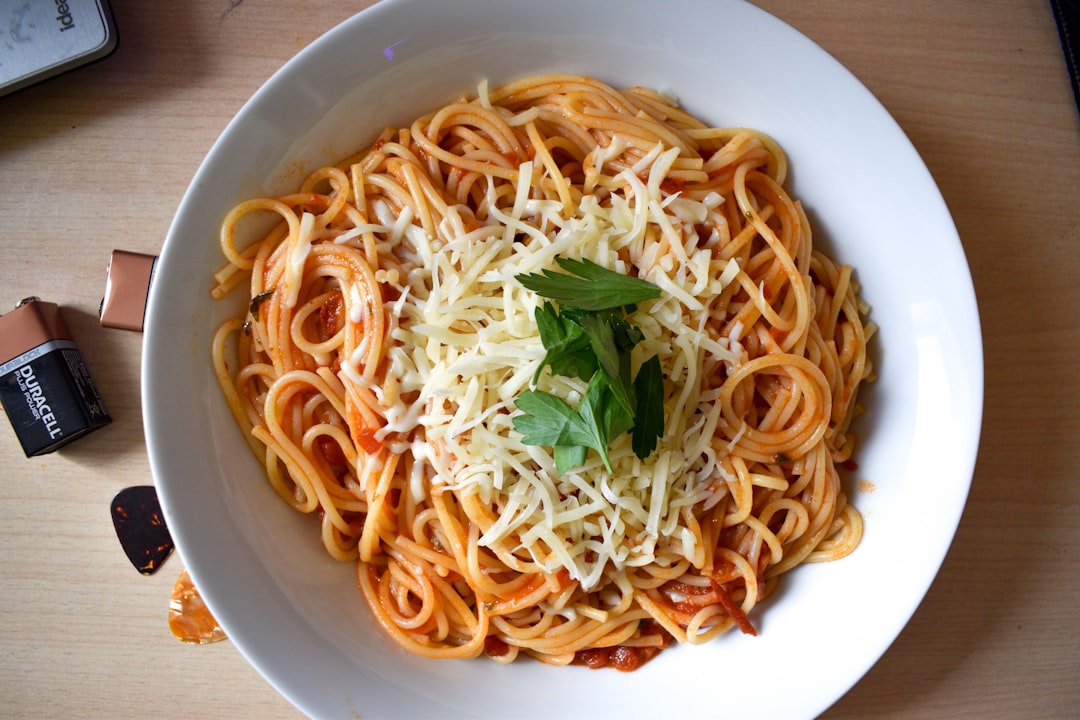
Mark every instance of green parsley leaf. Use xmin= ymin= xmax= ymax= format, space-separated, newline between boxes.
xmin=512 ymin=256 xmax=667 ymax=474
xmin=609 ymin=312 xmax=644 ymax=350
xmin=593 ymin=373 xmax=635 ymax=444
xmin=512 ymin=385 xmax=619 ymax=473
xmin=532 ymin=303 xmax=598 ymax=383
xmin=575 ymin=374 xmax=622 ymax=473
xmin=511 ymin=390 xmax=593 ymax=448
xmin=631 ymin=354 xmax=665 ymax=459
xmin=553 ymin=444 xmax=588 ymax=475
xmin=515 ymin=257 xmax=661 ymax=311
xmin=580 ymin=311 xmax=636 ymax=415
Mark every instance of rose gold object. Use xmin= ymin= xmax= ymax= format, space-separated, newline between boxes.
xmin=99 ymin=250 xmax=157 ymax=332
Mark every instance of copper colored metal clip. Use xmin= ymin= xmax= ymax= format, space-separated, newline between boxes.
xmin=100 ymin=250 xmax=157 ymax=332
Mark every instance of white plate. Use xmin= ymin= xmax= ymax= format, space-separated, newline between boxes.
xmin=143 ymin=0 xmax=983 ymax=718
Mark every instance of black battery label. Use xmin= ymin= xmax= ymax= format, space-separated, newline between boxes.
xmin=0 ymin=338 xmax=111 ymax=456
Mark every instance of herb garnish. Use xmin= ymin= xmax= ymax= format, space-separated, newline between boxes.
xmin=515 ymin=257 xmax=661 ymax=311
xmin=512 ymin=258 xmax=665 ymax=474
xmin=242 ymin=290 xmax=276 ymax=335
xmin=249 ymin=290 xmax=275 ymax=316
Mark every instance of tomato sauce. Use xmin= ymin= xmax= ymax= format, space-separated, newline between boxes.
xmin=319 ymin=290 xmax=345 ymax=339
xmin=316 ymin=436 xmax=347 ymax=466
xmin=484 ymin=636 xmax=511 ymax=658
xmin=354 ymin=428 xmax=383 ymax=454
xmin=571 ymin=621 xmax=673 ymax=671
xmin=660 ymin=177 xmax=686 ymax=194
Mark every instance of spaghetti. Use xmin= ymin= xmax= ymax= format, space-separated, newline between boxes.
xmin=211 ymin=74 xmax=874 ymax=670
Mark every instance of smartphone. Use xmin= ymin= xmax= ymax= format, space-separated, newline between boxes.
xmin=1 ymin=0 xmax=118 ymax=97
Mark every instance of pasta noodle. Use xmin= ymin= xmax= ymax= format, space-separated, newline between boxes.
xmin=210 ymin=74 xmax=875 ymax=670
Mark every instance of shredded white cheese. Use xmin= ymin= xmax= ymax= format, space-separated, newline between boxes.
xmin=356 ymin=136 xmax=745 ymax=590
xmin=282 ymin=212 xmax=316 ymax=309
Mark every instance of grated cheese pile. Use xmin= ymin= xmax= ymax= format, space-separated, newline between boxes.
xmin=352 ymin=145 xmax=745 ymax=591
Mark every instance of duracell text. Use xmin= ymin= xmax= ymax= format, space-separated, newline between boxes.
xmin=0 ymin=298 xmax=111 ymax=456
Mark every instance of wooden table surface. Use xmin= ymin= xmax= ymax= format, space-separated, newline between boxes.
xmin=2 ymin=1 xmax=1078 ymax=718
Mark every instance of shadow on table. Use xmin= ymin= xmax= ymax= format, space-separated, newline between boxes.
xmin=0 ymin=1 xmax=213 ymax=148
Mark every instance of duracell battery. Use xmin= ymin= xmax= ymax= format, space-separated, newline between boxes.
xmin=0 ymin=298 xmax=112 ymax=456
xmin=100 ymin=250 xmax=157 ymax=332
